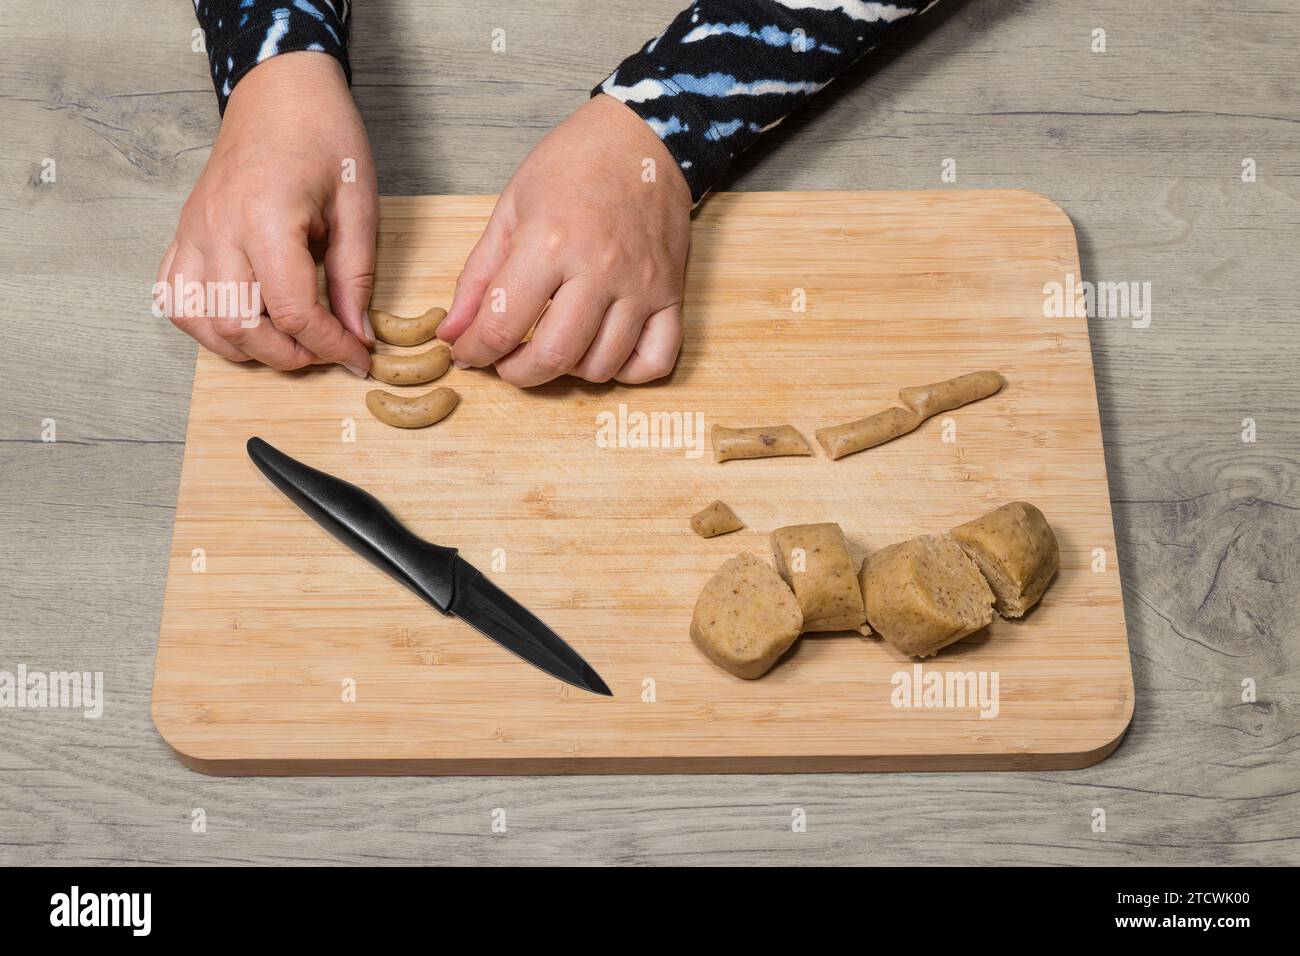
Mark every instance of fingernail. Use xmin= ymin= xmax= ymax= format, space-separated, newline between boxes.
xmin=362 ymin=311 xmax=375 ymax=344
xmin=344 ymin=363 xmax=368 ymax=379
xmin=453 ymin=360 xmax=469 ymax=370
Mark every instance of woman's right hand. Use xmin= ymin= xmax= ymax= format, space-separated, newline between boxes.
xmin=155 ymin=51 xmax=375 ymax=376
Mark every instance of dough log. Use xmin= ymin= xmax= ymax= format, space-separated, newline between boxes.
xmin=691 ymin=500 xmax=744 ymax=538
xmin=771 ymin=523 xmax=868 ymax=633
xmin=815 ymin=406 xmax=923 ymax=461
xmin=860 ymin=534 xmax=994 ymax=657
xmin=898 ymin=370 xmax=1006 ymax=420
xmin=712 ymin=424 xmax=812 ymax=462
xmin=690 ymin=554 xmax=804 ymax=679
xmin=365 ymin=387 xmax=460 ymax=429
xmin=369 ymin=306 xmax=447 ymax=347
xmin=949 ymin=501 xmax=1059 ymax=618
xmin=370 ymin=342 xmax=452 ymax=386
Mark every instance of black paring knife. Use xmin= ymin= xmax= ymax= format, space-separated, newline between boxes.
xmin=245 ymin=437 xmax=612 ymax=697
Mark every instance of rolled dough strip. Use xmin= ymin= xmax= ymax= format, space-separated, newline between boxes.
xmin=690 ymin=500 xmax=744 ymax=538
xmin=712 ymin=424 xmax=812 ymax=462
xmin=898 ymin=370 xmax=1006 ymax=420
xmin=690 ymin=554 xmax=804 ymax=679
xmin=860 ymin=534 xmax=994 ymax=658
xmin=770 ymin=522 xmax=868 ymax=634
xmin=949 ymin=501 xmax=1058 ymax=618
xmin=815 ymin=406 xmax=923 ymax=461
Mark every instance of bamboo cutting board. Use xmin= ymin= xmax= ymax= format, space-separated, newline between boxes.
xmin=153 ymin=191 xmax=1133 ymax=774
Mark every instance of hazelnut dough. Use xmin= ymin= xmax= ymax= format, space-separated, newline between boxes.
xmin=815 ymin=406 xmax=923 ymax=461
xmin=860 ymin=534 xmax=994 ymax=657
xmin=950 ymin=501 xmax=1059 ymax=618
xmin=712 ymin=424 xmax=812 ymax=462
xmin=365 ymin=386 xmax=460 ymax=429
xmin=691 ymin=500 xmax=744 ymax=538
xmin=368 ymin=306 xmax=447 ymax=347
xmin=816 ymin=370 xmax=1007 ymax=461
xmin=771 ymin=523 xmax=868 ymax=633
xmin=898 ymin=370 xmax=1007 ymax=420
xmin=690 ymin=554 xmax=804 ymax=679
xmin=370 ymin=342 xmax=452 ymax=386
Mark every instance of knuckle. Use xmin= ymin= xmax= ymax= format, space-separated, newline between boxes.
xmin=211 ymin=317 xmax=249 ymax=345
xmin=582 ymin=364 xmax=617 ymax=385
xmin=533 ymin=339 xmax=581 ymax=375
xmin=268 ymin=303 xmax=309 ymax=336
xmin=536 ymin=224 xmax=569 ymax=258
xmin=639 ymin=354 xmax=676 ymax=383
xmin=476 ymin=319 xmax=519 ymax=356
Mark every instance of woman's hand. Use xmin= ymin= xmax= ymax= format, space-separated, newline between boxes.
xmin=438 ymin=94 xmax=691 ymax=386
xmin=156 ymin=52 xmax=375 ymax=375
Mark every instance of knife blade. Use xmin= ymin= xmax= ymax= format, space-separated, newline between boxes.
xmin=245 ymin=437 xmax=612 ymax=697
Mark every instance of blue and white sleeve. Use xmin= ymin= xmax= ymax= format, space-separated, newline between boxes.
xmin=595 ymin=1 xmax=941 ymax=203
xmin=193 ymin=0 xmax=352 ymax=114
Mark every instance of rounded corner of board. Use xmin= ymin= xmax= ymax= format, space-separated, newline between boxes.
xmin=1061 ymin=694 xmax=1136 ymax=770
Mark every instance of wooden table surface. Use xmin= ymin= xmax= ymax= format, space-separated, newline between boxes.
xmin=1 ymin=1 xmax=1296 ymax=865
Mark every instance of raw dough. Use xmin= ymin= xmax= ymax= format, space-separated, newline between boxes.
xmin=860 ymin=534 xmax=994 ymax=657
xmin=690 ymin=554 xmax=804 ymax=679
xmin=949 ymin=501 xmax=1058 ymax=618
xmin=771 ymin=523 xmax=868 ymax=633
xmin=815 ymin=406 xmax=923 ymax=460
xmin=712 ymin=424 xmax=812 ymax=462
xmin=898 ymin=370 xmax=1006 ymax=419
xmin=691 ymin=500 xmax=744 ymax=538
xmin=365 ymin=387 xmax=459 ymax=428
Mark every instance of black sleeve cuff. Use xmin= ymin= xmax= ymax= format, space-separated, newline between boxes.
xmin=194 ymin=0 xmax=352 ymax=115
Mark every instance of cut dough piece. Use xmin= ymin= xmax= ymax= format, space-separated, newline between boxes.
xmin=712 ymin=425 xmax=812 ymax=462
xmin=770 ymin=523 xmax=868 ymax=634
xmin=898 ymin=370 xmax=1006 ymax=419
xmin=860 ymin=535 xmax=994 ymax=657
xmin=815 ymin=406 xmax=923 ymax=460
xmin=690 ymin=554 xmax=804 ymax=679
xmin=949 ymin=501 xmax=1059 ymax=618
xmin=691 ymin=500 xmax=744 ymax=538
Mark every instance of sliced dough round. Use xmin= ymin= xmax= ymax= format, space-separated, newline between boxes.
xmin=770 ymin=522 xmax=868 ymax=634
xmin=949 ymin=501 xmax=1058 ymax=618
xmin=860 ymin=534 xmax=994 ymax=658
xmin=691 ymin=554 xmax=804 ymax=679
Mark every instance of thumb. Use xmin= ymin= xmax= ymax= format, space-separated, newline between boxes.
xmin=439 ymin=213 xmax=511 ymax=343
xmin=324 ymin=192 xmax=378 ymax=346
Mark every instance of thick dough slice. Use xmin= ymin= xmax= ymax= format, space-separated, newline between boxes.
xmin=690 ymin=554 xmax=804 ymax=679
xmin=690 ymin=500 xmax=744 ymax=538
xmin=898 ymin=370 xmax=1006 ymax=419
xmin=815 ymin=406 xmax=923 ymax=460
xmin=949 ymin=501 xmax=1059 ymax=618
xmin=770 ymin=523 xmax=868 ymax=634
xmin=860 ymin=535 xmax=994 ymax=657
xmin=712 ymin=425 xmax=812 ymax=462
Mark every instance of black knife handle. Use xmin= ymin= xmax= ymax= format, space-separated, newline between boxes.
xmin=246 ymin=437 xmax=459 ymax=613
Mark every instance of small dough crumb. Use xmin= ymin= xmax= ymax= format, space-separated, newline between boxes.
xmin=691 ymin=500 xmax=744 ymax=538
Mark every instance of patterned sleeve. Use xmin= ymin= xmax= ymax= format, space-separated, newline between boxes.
xmin=595 ymin=1 xmax=941 ymax=202
xmin=193 ymin=0 xmax=352 ymax=115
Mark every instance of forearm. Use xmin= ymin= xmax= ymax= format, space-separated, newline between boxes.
xmin=595 ymin=0 xmax=941 ymax=202
xmin=193 ymin=0 xmax=352 ymax=113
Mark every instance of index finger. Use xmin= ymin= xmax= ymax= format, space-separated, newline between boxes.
xmin=450 ymin=241 xmax=561 ymax=369
xmin=247 ymin=228 xmax=370 ymax=376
